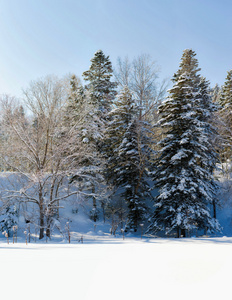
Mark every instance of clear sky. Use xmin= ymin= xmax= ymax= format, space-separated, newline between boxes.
xmin=0 ymin=0 xmax=232 ymax=98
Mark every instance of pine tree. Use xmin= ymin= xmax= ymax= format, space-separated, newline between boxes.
xmin=209 ymin=84 xmax=224 ymax=177
xmin=198 ymin=77 xmax=220 ymax=219
xmin=105 ymin=86 xmax=136 ymax=185
xmin=103 ymin=86 xmax=137 ymax=228
xmin=80 ymin=50 xmax=117 ymax=221
xmin=218 ymin=70 xmax=232 ymax=163
xmin=220 ymin=70 xmax=232 ymax=109
xmin=114 ymin=119 xmax=153 ymax=232
xmin=65 ymin=75 xmax=84 ymax=124
xmin=83 ymin=50 xmax=117 ymax=114
xmin=104 ymin=85 xmax=155 ymax=232
xmin=147 ymin=49 xmax=220 ymax=237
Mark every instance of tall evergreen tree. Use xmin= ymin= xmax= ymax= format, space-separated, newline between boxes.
xmin=147 ymin=49 xmax=220 ymax=237
xmin=116 ymin=120 xmax=152 ymax=232
xmin=218 ymin=70 xmax=232 ymax=162
xmin=104 ymin=85 xmax=155 ymax=232
xmin=103 ymin=86 xmax=137 ymax=228
xmin=80 ymin=50 xmax=117 ymax=221
xmin=198 ymin=77 xmax=220 ymax=218
xmin=105 ymin=86 xmax=136 ymax=185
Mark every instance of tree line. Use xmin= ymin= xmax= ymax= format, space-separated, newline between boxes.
xmin=0 ymin=49 xmax=231 ymax=239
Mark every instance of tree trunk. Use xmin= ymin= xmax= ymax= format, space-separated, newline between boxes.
xmin=101 ymin=201 xmax=105 ymax=223
xmin=213 ymin=200 xmax=217 ymax=219
xmin=46 ymin=226 xmax=50 ymax=238
xmin=46 ymin=213 xmax=51 ymax=238
xmin=46 ymin=205 xmax=52 ymax=238
xmin=39 ymin=192 xmax=44 ymax=239
xmin=181 ymin=228 xmax=186 ymax=237
xmin=93 ymin=198 xmax=97 ymax=222
xmin=39 ymin=209 xmax=44 ymax=239
xmin=177 ymin=227 xmax=180 ymax=238
xmin=92 ymin=185 xmax=98 ymax=222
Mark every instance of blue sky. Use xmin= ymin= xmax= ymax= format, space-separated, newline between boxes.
xmin=0 ymin=0 xmax=232 ymax=98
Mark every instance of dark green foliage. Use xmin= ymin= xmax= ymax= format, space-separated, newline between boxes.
xmin=83 ymin=50 xmax=117 ymax=113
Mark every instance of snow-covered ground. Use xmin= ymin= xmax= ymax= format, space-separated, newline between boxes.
xmin=1 ymin=237 xmax=232 ymax=300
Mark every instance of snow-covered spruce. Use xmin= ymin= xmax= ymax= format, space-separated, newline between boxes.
xmin=147 ymin=49 xmax=221 ymax=237
xmin=104 ymin=86 xmax=136 ymax=186
xmin=103 ymin=85 xmax=155 ymax=232
xmin=218 ymin=69 xmax=232 ymax=162
xmin=114 ymin=118 xmax=154 ymax=232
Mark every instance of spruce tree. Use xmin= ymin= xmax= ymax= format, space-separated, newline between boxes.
xmin=63 ymin=75 xmax=84 ymax=132
xmin=105 ymin=86 xmax=136 ymax=185
xmin=218 ymin=70 xmax=232 ymax=162
xmin=147 ymin=49 xmax=220 ymax=237
xmin=198 ymin=77 xmax=220 ymax=219
xmin=220 ymin=70 xmax=232 ymax=110
xmin=102 ymin=83 xmax=155 ymax=232
xmin=104 ymin=85 xmax=155 ymax=232
xmin=81 ymin=50 xmax=117 ymax=221
xmin=104 ymin=86 xmax=137 ymax=228
xmin=83 ymin=50 xmax=117 ymax=114
xmin=115 ymin=120 xmax=146 ymax=232
xmin=114 ymin=117 xmax=154 ymax=232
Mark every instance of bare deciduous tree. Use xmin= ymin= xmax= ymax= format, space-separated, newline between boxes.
xmin=114 ymin=54 xmax=169 ymax=122
xmin=0 ymin=75 xmax=108 ymax=239
xmin=0 ymin=76 xmax=93 ymax=239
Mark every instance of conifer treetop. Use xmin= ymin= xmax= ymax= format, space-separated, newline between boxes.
xmin=220 ymin=69 xmax=232 ymax=107
xmin=82 ymin=49 xmax=117 ymax=111
xmin=174 ymin=49 xmax=201 ymax=83
xmin=83 ymin=50 xmax=114 ymax=82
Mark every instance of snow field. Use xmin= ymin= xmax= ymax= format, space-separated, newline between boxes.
xmin=1 ymin=238 xmax=232 ymax=300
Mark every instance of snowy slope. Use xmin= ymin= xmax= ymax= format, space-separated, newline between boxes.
xmin=1 ymin=165 xmax=232 ymax=239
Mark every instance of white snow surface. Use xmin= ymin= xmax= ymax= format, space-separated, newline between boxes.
xmin=1 ymin=237 xmax=232 ymax=300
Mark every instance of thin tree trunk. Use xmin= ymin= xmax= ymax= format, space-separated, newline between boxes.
xmin=177 ymin=227 xmax=180 ymax=238
xmin=181 ymin=228 xmax=186 ymax=238
xmin=92 ymin=186 xmax=97 ymax=222
xmin=46 ymin=226 xmax=51 ymax=238
xmin=213 ymin=200 xmax=217 ymax=219
xmin=101 ymin=201 xmax=105 ymax=223
xmin=39 ymin=189 xmax=44 ymax=239
xmin=39 ymin=208 xmax=44 ymax=239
